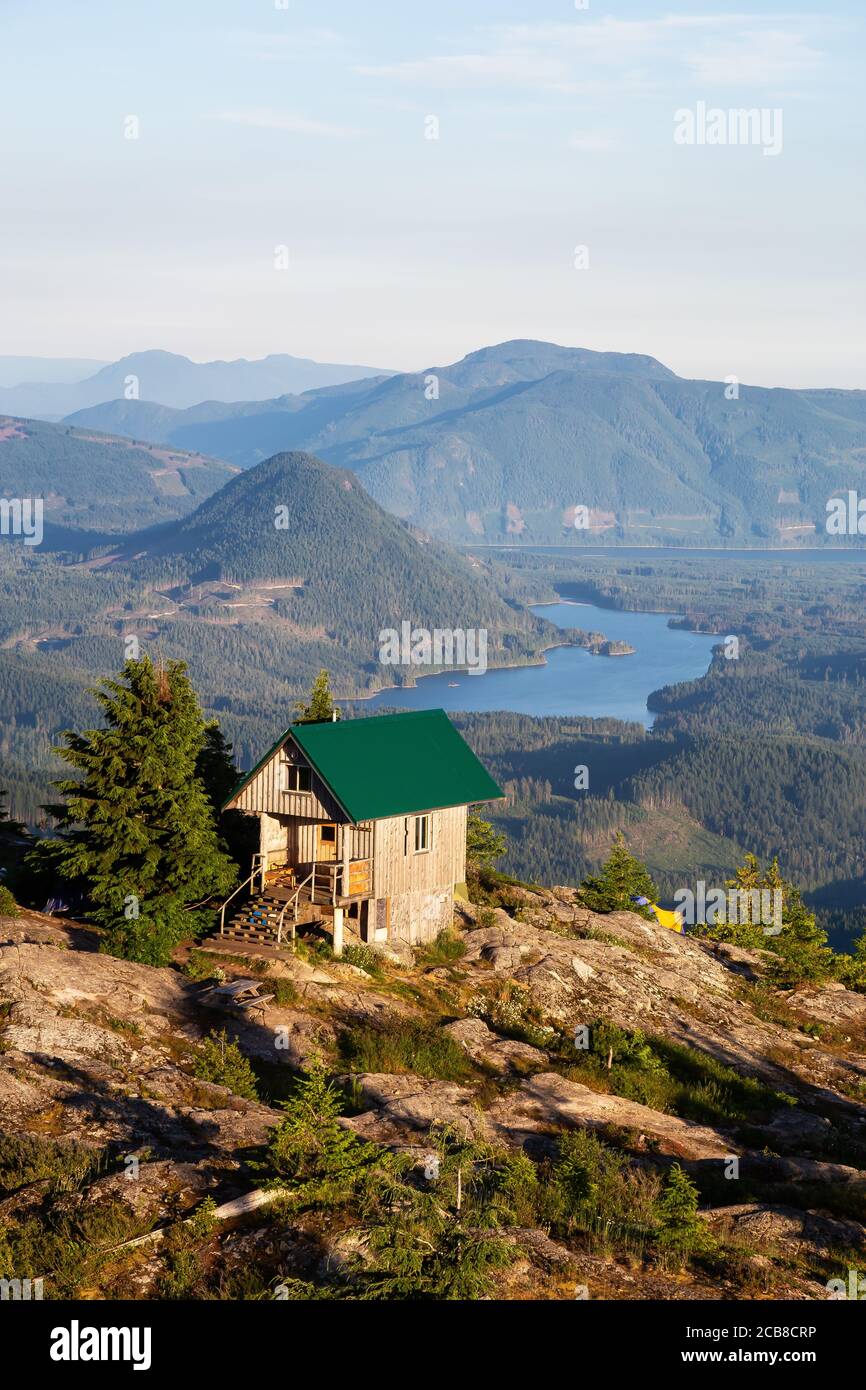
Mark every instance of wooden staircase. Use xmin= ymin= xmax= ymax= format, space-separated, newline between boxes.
xmin=217 ymin=855 xmax=371 ymax=950
xmin=221 ymin=890 xmax=324 ymax=946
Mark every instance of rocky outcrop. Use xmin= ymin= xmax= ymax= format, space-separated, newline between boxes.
xmin=457 ymin=888 xmax=866 ymax=1111
xmin=442 ymin=1017 xmax=547 ymax=1074
xmin=485 ymin=1072 xmax=739 ymax=1159
xmin=704 ymin=1203 xmax=866 ymax=1257
xmin=4 ymin=890 xmax=866 ymax=1301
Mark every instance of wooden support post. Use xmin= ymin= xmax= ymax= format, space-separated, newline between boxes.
xmin=333 ymin=907 xmax=344 ymax=957
xmin=341 ymin=823 xmax=351 ymax=902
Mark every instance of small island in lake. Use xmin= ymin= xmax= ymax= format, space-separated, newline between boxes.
xmin=555 ymin=626 xmax=635 ymax=657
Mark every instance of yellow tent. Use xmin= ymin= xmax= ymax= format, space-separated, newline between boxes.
xmin=649 ymin=903 xmax=685 ymax=934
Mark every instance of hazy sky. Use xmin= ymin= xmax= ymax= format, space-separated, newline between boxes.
xmin=2 ymin=1 xmax=863 ymax=386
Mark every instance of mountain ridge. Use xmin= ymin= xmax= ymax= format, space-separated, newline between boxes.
xmin=0 ymin=349 xmax=392 ymax=418
xmin=61 ymin=340 xmax=866 ymax=547
xmin=0 ymin=414 xmax=238 ymax=534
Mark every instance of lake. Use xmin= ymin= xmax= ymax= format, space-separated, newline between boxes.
xmin=355 ymin=600 xmax=718 ymax=726
xmin=478 ymin=545 xmax=866 ymax=566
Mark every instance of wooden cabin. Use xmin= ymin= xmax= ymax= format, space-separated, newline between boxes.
xmin=219 ymin=709 xmax=503 ymax=954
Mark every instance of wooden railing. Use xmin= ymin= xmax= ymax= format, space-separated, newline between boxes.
xmin=319 ymin=859 xmax=372 ymax=902
xmin=218 ymin=853 xmax=265 ymax=935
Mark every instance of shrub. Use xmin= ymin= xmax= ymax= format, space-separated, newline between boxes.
xmin=562 ymin=1018 xmax=790 ymax=1125
xmin=158 ymin=1198 xmax=219 ymax=1300
xmin=0 ymin=884 xmax=20 ymax=918
xmin=337 ymin=1017 xmax=474 ymax=1082
xmin=488 ymin=1150 xmax=541 ymax=1228
xmin=0 ymin=1133 xmax=96 ymax=1196
xmin=342 ymin=943 xmax=383 ymax=976
xmin=265 ymin=1060 xmax=381 ymax=1207
xmin=414 ymin=931 xmax=467 ymax=967
xmin=653 ymin=1163 xmax=710 ymax=1268
xmin=270 ymin=977 xmax=299 ymax=1007
xmin=0 ymin=1137 xmax=151 ymax=1298
xmin=358 ymin=1126 xmax=514 ymax=1300
xmin=467 ymin=981 xmax=557 ymax=1050
xmin=548 ymin=1129 xmax=661 ymax=1257
xmin=183 ymin=949 xmax=224 ymax=982
xmin=362 ymin=1204 xmax=513 ymax=1301
xmin=192 ymin=1029 xmax=259 ymax=1100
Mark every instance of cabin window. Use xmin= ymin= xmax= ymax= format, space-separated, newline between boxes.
xmin=413 ymin=814 xmax=431 ymax=853
xmin=319 ymin=824 xmax=337 ymax=844
xmin=282 ymin=762 xmax=312 ymax=794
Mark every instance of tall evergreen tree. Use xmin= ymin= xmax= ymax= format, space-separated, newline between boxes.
xmin=466 ymin=810 xmax=507 ymax=875
xmin=579 ymin=833 xmax=657 ymax=918
xmin=195 ymin=721 xmax=259 ymax=873
xmin=293 ymin=669 xmax=339 ymax=724
xmin=50 ymin=656 xmax=237 ymax=965
xmin=0 ymin=792 xmax=27 ymax=846
xmin=196 ymin=721 xmax=242 ymax=808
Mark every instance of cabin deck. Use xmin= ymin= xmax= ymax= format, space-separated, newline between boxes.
xmin=265 ymin=882 xmax=368 ymax=907
xmin=263 ymin=857 xmax=372 ymax=905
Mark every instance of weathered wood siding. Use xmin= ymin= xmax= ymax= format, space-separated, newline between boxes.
xmin=229 ymin=738 xmax=344 ymax=821
xmin=386 ymin=888 xmax=453 ymax=945
xmin=259 ymin=812 xmax=287 ymax=860
xmin=288 ymin=820 xmax=372 ymax=863
xmin=372 ymin=804 xmax=466 ymax=899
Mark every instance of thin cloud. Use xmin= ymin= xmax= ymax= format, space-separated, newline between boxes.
xmin=208 ymin=109 xmax=365 ymax=138
xmin=228 ymin=29 xmax=349 ymax=62
xmin=355 ymin=13 xmax=829 ymax=94
xmin=567 ymin=132 xmax=619 ymax=152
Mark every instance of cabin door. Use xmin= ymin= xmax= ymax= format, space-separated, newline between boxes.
xmin=317 ymin=822 xmax=338 ymax=862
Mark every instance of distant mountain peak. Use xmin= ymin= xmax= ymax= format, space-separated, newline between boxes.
xmin=453 ymin=338 xmax=676 ymax=378
xmin=0 ymin=350 xmax=392 ymax=417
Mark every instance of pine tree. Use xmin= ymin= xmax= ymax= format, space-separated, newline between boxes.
xmin=708 ymin=854 xmax=835 ymax=983
xmin=654 ymin=1162 xmax=706 ymax=1266
xmin=265 ymin=1059 xmax=379 ymax=1206
xmin=192 ymin=1029 xmax=258 ymax=1101
xmin=360 ymin=1127 xmax=514 ymax=1300
xmin=293 ymin=670 xmax=338 ymax=724
xmin=49 ymin=656 xmax=237 ymax=965
xmin=0 ymin=792 xmax=26 ymax=846
xmin=579 ymin=833 xmax=657 ymax=918
xmin=196 ymin=722 xmax=241 ymax=808
xmin=195 ymin=722 xmax=259 ymax=873
xmin=466 ymin=810 xmax=507 ymax=874
xmin=725 ymin=852 xmax=763 ymax=922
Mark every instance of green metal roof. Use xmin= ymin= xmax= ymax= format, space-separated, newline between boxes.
xmin=223 ymin=709 xmax=503 ymax=822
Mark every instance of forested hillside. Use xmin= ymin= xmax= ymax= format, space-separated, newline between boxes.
xmin=4 ymin=509 xmax=866 ymax=941
xmin=60 ymin=339 xmax=866 ymax=548
xmin=447 ymin=553 xmax=866 ymax=942
xmin=0 ymin=415 xmax=236 ymax=534
xmin=0 ymin=451 xmax=558 ymax=821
